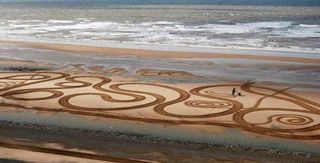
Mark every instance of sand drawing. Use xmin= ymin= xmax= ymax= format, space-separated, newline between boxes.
xmin=0 ymin=72 xmax=319 ymax=140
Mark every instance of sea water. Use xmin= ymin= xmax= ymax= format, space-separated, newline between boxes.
xmin=0 ymin=1 xmax=319 ymax=53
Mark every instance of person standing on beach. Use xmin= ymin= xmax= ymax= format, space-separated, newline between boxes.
xmin=232 ymin=88 xmax=236 ymax=96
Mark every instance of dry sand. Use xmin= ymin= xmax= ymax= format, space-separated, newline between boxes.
xmin=0 ymin=71 xmax=319 ymax=142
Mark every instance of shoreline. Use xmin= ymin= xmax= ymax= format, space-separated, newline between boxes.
xmin=1 ymin=40 xmax=320 ymax=64
xmin=2 ymin=38 xmax=320 ymax=55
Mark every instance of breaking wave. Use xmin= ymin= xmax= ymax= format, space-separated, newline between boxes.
xmin=0 ymin=19 xmax=319 ymax=52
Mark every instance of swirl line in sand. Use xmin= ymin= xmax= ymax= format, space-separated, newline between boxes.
xmin=0 ymin=72 xmax=319 ymax=140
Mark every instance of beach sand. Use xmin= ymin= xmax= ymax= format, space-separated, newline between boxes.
xmin=1 ymin=40 xmax=320 ymax=64
xmin=0 ymin=41 xmax=319 ymax=162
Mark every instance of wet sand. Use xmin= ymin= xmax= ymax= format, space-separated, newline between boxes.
xmin=1 ymin=40 xmax=320 ymax=64
xmin=1 ymin=121 xmax=319 ymax=163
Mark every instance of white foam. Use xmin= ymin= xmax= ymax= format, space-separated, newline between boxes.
xmin=201 ymin=24 xmax=252 ymax=34
xmin=271 ymin=26 xmax=320 ymax=38
xmin=0 ymin=19 xmax=319 ymax=53
xmin=47 ymin=20 xmax=74 ymax=24
xmin=142 ymin=21 xmax=178 ymax=26
xmin=9 ymin=24 xmax=41 ymax=28
xmin=299 ymin=24 xmax=319 ymax=28
xmin=245 ymin=21 xmax=292 ymax=29
xmin=198 ymin=21 xmax=292 ymax=34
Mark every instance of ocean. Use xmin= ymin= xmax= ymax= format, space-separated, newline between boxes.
xmin=0 ymin=0 xmax=319 ymax=52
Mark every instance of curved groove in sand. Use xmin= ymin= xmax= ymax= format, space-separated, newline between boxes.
xmin=0 ymin=72 xmax=319 ymax=140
